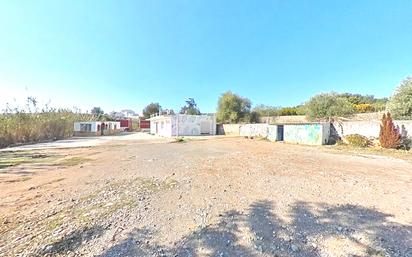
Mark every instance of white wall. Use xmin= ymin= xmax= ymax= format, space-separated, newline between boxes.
xmin=150 ymin=117 xmax=173 ymax=137
xmin=332 ymin=120 xmax=412 ymax=139
xmin=172 ymin=115 xmax=216 ymax=136
xmin=74 ymin=122 xmax=100 ymax=132
xmin=239 ymin=124 xmax=269 ymax=137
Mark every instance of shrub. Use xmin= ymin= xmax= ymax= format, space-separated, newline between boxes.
xmin=335 ymin=139 xmax=347 ymax=146
xmin=305 ymin=93 xmax=355 ymax=121
xmin=216 ymin=91 xmax=251 ymax=123
xmin=379 ymin=113 xmax=401 ymax=149
xmin=0 ymin=111 xmax=97 ymax=148
xmin=344 ymin=134 xmax=370 ymax=147
xmin=174 ymin=137 xmax=185 ymax=143
xmin=354 ymin=103 xmax=374 ymax=113
xmin=387 ymin=77 xmax=412 ymax=120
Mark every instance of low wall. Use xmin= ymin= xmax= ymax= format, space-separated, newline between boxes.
xmin=332 ymin=120 xmax=412 ymax=139
xmin=259 ymin=112 xmax=386 ymax=124
xmin=217 ymin=124 xmax=241 ymax=135
xmin=259 ymin=115 xmax=307 ymax=124
xmin=218 ymin=123 xmax=328 ymax=145
xmin=239 ymin=124 xmax=269 ymax=138
xmin=284 ymin=123 xmax=329 ymax=145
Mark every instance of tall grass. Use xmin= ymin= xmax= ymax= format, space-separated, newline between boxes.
xmin=0 ymin=97 xmax=97 ymax=148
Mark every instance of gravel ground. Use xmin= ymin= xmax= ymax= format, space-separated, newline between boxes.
xmin=0 ymin=136 xmax=411 ymax=257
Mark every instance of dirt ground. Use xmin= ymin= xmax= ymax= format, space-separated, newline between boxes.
xmin=0 ymin=134 xmax=411 ymax=257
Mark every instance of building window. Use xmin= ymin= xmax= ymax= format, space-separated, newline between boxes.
xmin=114 ymin=124 xmax=117 ymax=129
xmin=80 ymin=123 xmax=92 ymax=132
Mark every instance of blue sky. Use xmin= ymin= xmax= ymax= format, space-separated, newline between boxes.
xmin=0 ymin=0 xmax=411 ymax=114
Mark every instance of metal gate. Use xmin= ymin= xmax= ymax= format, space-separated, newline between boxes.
xmin=277 ymin=125 xmax=284 ymax=141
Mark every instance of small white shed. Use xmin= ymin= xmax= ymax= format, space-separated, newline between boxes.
xmin=73 ymin=121 xmax=121 ymax=136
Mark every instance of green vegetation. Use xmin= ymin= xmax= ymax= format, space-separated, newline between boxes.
xmin=387 ymin=77 xmax=412 ymax=119
xmin=252 ymin=105 xmax=279 ymax=117
xmin=252 ymin=105 xmax=306 ymax=117
xmin=55 ymin=157 xmax=91 ymax=167
xmin=142 ymin=102 xmax=161 ymax=118
xmin=0 ymin=98 xmax=97 ymax=148
xmin=0 ymin=151 xmax=62 ymax=169
xmin=0 ymin=111 xmax=96 ymax=148
xmin=179 ymin=98 xmax=201 ymax=115
xmin=173 ymin=137 xmax=186 ymax=143
xmin=216 ymin=91 xmax=252 ymax=123
xmin=305 ymin=93 xmax=355 ymax=121
xmin=304 ymin=92 xmax=388 ymax=121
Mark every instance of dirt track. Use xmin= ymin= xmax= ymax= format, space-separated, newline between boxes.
xmin=0 ymin=135 xmax=411 ymax=257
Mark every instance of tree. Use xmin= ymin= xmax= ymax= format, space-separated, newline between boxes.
xmin=91 ymin=107 xmax=104 ymax=115
xmin=379 ymin=113 xmax=401 ymax=149
xmin=142 ymin=103 xmax=161 ymax=119
xmin=387 ymin=77 xmax=412 ymax=119
xmin=179 ymin=98 xmax=201 ymax=115
xmin=246 ymin=111 xmax=260 ymax=123
xmin=216 ymin=91 xmax=251 ymax=123
xmin=252 ymin=105 xmax=279 ymax=117
xmin=305 ymin=93 xmax=355 ymax=121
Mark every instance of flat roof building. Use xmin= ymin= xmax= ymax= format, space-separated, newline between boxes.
xmin=73 ymin=121 xmax=121 ymax=136
xmin=149 ymin=114 xmax=216 ymax=137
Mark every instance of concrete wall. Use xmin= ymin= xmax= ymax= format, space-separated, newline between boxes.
xmin=239 ymin=124 xmax=269 ymax=138
xmin=332 ymin=120 xmax=412 ymax=139
xmin=172 ymin=114 xmax=216 ymax=136
xmin=260 ymin=115 xmax=308 ymax=124
xmin=150 ymin=117 xmax=173 ymax=137
xmin=150 ymin=114 xmax=216 ymax=137
xmin=284 ymin=123 xmax=329 ymax=145
xmin=267 ymin=125 xmax=279 ymax=141
xmin=218 ymin=123 xmax=328 ymax=145
xmin=217 ymin=124 xmax=241 ymax=135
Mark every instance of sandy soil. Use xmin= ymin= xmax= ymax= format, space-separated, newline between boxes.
xmin=0 ymin=134 xmax=411 ymax=257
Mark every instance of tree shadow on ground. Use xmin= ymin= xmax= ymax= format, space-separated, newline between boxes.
xmin=35 ymin=225 xmax=105 ymax=256
xmin=99 ymin=201 xmax=412 ymax=257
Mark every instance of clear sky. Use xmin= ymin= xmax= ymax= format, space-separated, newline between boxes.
xmin=1 ymin=1 xmax=411 ymax=114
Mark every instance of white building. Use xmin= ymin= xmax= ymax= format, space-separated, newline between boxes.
xmin=73 ymin=121 xmax=121 ymax=136
xmin=149 ymin=114 xmax=216 ymax=137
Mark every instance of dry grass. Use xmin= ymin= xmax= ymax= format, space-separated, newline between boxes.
xmin=324 ymin=144 xmax=412 ymax=162
xmin=0 ymin=110 xmax=97 ymax=148
xmin=0 ymin=151 xmax=63 ymax=170
xmin=55 ymin=157 xmax=91 ymax=167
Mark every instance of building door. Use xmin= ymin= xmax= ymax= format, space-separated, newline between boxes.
xmin=277 ymin=125 xmax=284 ymax=141
xmin=200 ymin=121 xmax=210 ymax=134
xmin=155 ymin=122 xmax=158 ymax=134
